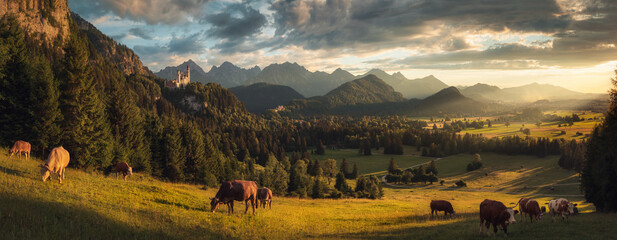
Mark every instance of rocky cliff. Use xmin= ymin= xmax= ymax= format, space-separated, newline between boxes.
xmin=0 ymin=0 xmax=71 ymax=45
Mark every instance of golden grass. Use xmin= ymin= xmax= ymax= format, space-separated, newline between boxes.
xmin=1 ymin=148 xmax=615 ymax=239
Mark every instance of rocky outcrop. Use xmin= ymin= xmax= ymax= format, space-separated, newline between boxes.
xmin=0 ymin=0 xmax=71 ymax=45
xmin=71 ymin=13 xmax=152 ymax=76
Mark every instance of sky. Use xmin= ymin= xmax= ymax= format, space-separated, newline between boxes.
xmin=68 ymin=0 xmax=617 ymax=93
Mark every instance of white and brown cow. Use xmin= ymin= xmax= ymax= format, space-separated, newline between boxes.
xmin=40 ymin=146 xmax=70 ymax=183
xmin=548 ymin=198 xmax=577 ymax=222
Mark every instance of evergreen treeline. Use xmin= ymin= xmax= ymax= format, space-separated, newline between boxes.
xmin=581 ymin=69 xmax=617 ymax=212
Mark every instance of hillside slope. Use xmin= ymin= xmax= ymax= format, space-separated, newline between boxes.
xmin=322 ymin=74 xmax=405 ymax=108
xmin=229 ymin=82 xmax=304 ymax=113
xmin=1 ymin=149 xmax=613 ymax=239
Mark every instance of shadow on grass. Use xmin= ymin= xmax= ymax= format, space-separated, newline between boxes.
xmin=0 ymin=165 xmax=27 ymax=178
xmin=314 ymin=212 xmax=617 ymax=240
xmin=0 ymin=193 xmax=227 ymax=240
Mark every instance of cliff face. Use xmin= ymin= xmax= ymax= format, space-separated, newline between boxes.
xmin=0 ymin=0 xmax=71 ymax=45
xmin=71 ymin=13 xmax=152 ymax=76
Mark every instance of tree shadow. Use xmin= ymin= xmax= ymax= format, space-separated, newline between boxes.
xmin=0 ymin=194 xmax=227 ymax=239
xmin=0 ymin=165 xmax=27 ymax=177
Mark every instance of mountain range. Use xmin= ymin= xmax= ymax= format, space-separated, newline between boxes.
xmin=358 ymin=69 xmax=449 ymax=99
xmin=460 ymin=82 xmax=603 ymax=103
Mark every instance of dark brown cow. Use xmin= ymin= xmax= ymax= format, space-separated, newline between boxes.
xmin=210 ymin=180 xmax=258 ymax=215
xmin=479 ymin=199 xmax=518 ymax=236
xmin=114 ymin=162 xmax=133 ymax=180
xmin=257 ymin=187 xmax=273 ymax=209
xmin=9 ymin=140 xmax=31 ymax=160
xmin=430 ymin=200 xmax=455 ymax=218
xmin=513 ymin=197 xmax=531 ymax=222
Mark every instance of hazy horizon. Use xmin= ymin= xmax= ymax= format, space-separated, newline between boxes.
xmin=68 ymin=0 xmax=617 ymax=93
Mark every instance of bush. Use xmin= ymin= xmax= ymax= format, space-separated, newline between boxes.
xmin=455 ymin=180 xmax=467 ymax=188
xmin=467 ymin=153 xmax=483 ymax=171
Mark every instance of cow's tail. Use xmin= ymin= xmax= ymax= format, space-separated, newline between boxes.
xmin=512 ymin=198 xmax=522 ymax=208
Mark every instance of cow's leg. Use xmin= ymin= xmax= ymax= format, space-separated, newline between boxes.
xmin=230 ymin=201 xmax=234 ymax=214
xmin=479 ymin=220 xmax=484 ymax=234
xmin=252 ymin=197 xmax=256 ymax=215
xmin=485 ymin=222 xmax=492 ymax=236
xmin=268 ymin=200 xmax=272 ymax=209
xmin=244 ymin=199 xmax=249 ymax=214
xmin=502 ymin=224 xmax=508 ymax=237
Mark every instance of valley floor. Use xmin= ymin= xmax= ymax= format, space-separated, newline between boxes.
xmin=1 ymin=149 xmax=615 ymax=239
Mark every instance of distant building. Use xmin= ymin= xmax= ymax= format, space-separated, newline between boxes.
xmin=274 ymin=105 xmax=286 ymax=112
xmin=166 ymin=65 xmax=190 ymax=88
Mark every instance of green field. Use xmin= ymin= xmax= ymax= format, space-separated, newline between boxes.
xmin=453 ymin=112 xmax=603 ymax=140
xmin=1 ymin=149 xmax=615 ymax=239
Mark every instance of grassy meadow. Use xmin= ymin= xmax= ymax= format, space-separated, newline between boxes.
xmin=1 ymin=148 xmax=616 ymax=239
xmin=431 ymin=111 xmax=605 ymax=140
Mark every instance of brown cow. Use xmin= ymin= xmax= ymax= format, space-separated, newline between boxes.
xmin=430 ymin=200 xmax=455 ymax=218
xmin=548 ymin=198 xmax=577 ymax=222
xmin=479 ymin=199 xmax=518 ymax=237
xmin=40 ymin=146 xmax=70 ymax=183
xmin=257 ymin=187 xmax=273 ymax=209
xmin=114 ymin=162 xmax=133 ymax=180
xmin=524 ymin=199 xmax=545 ymax=222
xmin=513 ymin=197 xmax=531 ymax=222
xmin=9 ymin=140 xmax=31 ymax=160
xmin=210 ymin=180 xmax=258 ymax=215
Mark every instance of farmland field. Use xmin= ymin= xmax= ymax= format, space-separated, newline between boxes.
xmin=441 ymin=111 xmax=604 ymax=140
xmin=1 ymin=148 xmax=615 ymax=239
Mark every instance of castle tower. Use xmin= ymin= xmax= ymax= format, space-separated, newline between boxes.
xmin=186 ymin=65 xmax=190 ymax=83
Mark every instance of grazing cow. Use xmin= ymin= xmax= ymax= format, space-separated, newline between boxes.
xmin=524 ymin=199 xmax=545 ymax=222
xmin=114 ymin=162 xmax=133 ymax=180
xmin=40 ymin=146 xmax=70 ymax=183
xmin=211 ymin=180 xmax=258 ymax=215
xmin=479 ymin=199 xmax=518 ymax=236
xmin=257 ymin=187 xmax=273 ymax=209
xmin=548 ymin=198 xmax=577 ymax=222
xmin=430 ymin=200 xmax=455 ymax=218
xmin=9 ymin=140 xmax=31 ymax=160
xmin=513 ymin=198 xmax=531 ymax=222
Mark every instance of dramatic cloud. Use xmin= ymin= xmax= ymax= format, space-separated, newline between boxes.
xmin=203 ymin=4 xmax=267 ymax=39
xmin=69 ymin=0 xmax=210 ymax=24
xmin=128 ymin=27 xmax=153 ymax=40
xmin=168 ymin=33 xmax=205 ymax=54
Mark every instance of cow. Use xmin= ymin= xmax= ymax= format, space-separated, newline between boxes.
xmin=548 ymin=198 xmax=577 ymax=222
xmin=523 ymin=199 xmax=545 ymax=222
xmin=114 ymin=162 xmax=133 ymax=180
xmin=40 ymin=146 xmax=70 ymax=183
xmin=430 ymin=200 xmax=455 ymax=218
xmin=513 ymin=198 xmax=531 ymax=222
xmin=479 ymin=199 xmax=518 ymax=237
xmin=257 ymin=187 xmax=273 ymax=209
xmin=210 ymin=180 xmax=258 ymax=215
xmin=9 ymin=140 xmax=31 ymax=160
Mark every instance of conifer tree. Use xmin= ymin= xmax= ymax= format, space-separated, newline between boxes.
xmin=582 ymin=69 xmax=617 ymax=212
xmin=59 ymin=33 xmax=112 ymax=168
xmin=350 ymin=163 xmax=359 ymax=179
xmin=340 ymin=158 xmax=350 ymax=178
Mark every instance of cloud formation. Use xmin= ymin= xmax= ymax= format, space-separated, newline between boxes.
xmin=69 ymin=0 xmax=210 ymax=24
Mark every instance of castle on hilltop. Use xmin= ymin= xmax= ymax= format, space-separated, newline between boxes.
xmin=166 ymin=65 xmax=190 ymax=88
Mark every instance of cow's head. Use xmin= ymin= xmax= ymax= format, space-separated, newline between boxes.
xmin=128 ymin=167 xmax=133 ymax=176
xmin=40 ymin=164 xmax=51 ymax=182
xmin=210 ymin=198 xmax=221 ymax=212
xmin=504 ymin=208 xmax=519 ymax=224
xmin=8 ymin=148 xmax=15 ymax=157
xmin=568 ymin=203 xmax=577 ymax=214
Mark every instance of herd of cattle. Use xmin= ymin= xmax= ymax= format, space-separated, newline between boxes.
xmin=431 ymin=197 xmax=578 ymax=236
xmin=8 ymin=140 xmax=579 ymax=237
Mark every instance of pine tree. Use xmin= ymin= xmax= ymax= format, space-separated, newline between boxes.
xmin=340 ymin=158 xmax=350 ymax=178
xmin=162 ymin=120 xmax=184 ymax=181
xmin=388 ymin=158 xmax=398 ymax=174
xmin=334 ymin=171 xmax=350 ymax=193
xmin=28 ymin=56 xmax=62 ymax=156
xmin=316 ymin=139 xmax=325 ymax=155
xmin=350 ymin=163 xmax=359 ymax=179
xmin=59 ymin=33 xmax=112 ymax=168
xmin=582 ymin=69 xmax=617 ymax=212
